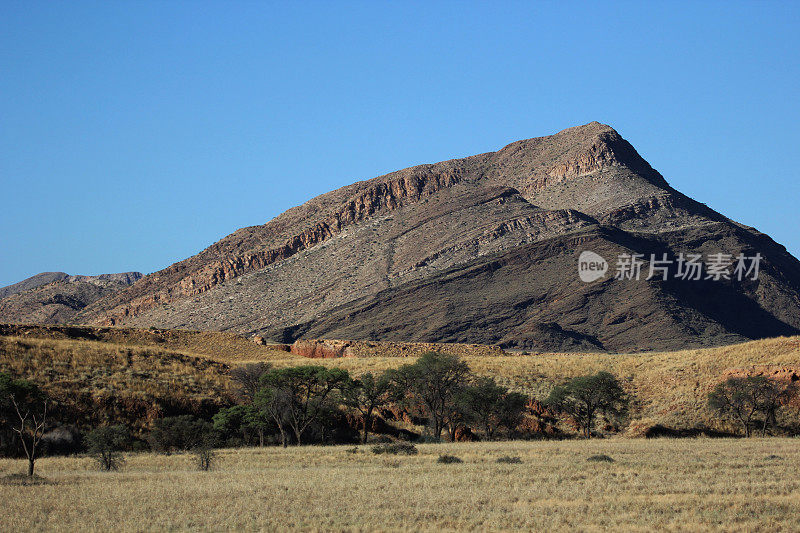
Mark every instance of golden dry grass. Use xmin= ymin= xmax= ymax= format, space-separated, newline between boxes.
xmin=0 ymin=336 xmax=232 ymax=401
xmin=2 ymin=438 xmax=799 ymax=531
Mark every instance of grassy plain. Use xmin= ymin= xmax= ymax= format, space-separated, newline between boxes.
xmin=2 ymin=438 xmax=800 ymax=532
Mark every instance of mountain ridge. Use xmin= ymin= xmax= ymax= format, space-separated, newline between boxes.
xmin=5 ymin=122 xmax=800 ymax=351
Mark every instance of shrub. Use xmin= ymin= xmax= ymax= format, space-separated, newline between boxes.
xmin=193 ymin=446 xmax=216 ymax=471
xmin=371 ymin=442 xmax=418 ymax=455
xmin=587 ymin=454 xmax=614 ymax=463
xmin=437 ymin=454 xmax=463 ymax=464
xmin=496 ymin=455 xmax=522 ymax=464
xmin=85 ymin=425 xmax=129 ymax=471
xmin=148 ymin=415 xmax=215 ymax=454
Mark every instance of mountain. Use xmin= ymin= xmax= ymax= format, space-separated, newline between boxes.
xmin=0 ymin=272 xmax=71 ymax=299
xmin=49 ymin=122 xmax=800 ymax=351
xmin=0 ymin=272 xmax=142 ymax=324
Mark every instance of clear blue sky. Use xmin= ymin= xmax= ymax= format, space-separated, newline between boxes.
xmin=1 ymin=1 xmax=799 ymax=287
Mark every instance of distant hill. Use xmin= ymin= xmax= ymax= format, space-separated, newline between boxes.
xmin=0 ymin=271 xmax=142 ymax=324
xmin=0 ymin=272 xmax=70 ymax=299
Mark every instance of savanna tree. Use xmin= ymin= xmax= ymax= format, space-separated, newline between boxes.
xmin=0 ymin=373 xmax=49 ymax=476
xmin=544 ymin=371 xmax=627 ymax=438
xmin=342 ymin=371 xmax=393 ymax=444
xmin=388 ymin=352 xmax=471 ymax=440
xmin=257 ymin=365 xmax=350 ymax=445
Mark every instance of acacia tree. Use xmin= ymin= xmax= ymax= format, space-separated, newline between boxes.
xmin=213 ymin=404 xmax=271 ymax=446
xmin=495 ymin=391 xmax=528 ymax=438
xmin=257 ymin=366 xmax=350 ymax=445
xmin=388 ymin=352 xmax=471 ymax=440
xmin=756 ymin=379 xmax=797 ymax=436
xmin=708 ymin=375 xmax=797 ymax=437
xmin=456 ymin=377 xmax=505 ymax=439
xmin=0 ymin=373 xmax=48 ymax=476
xmin=342 ymin=372 xmax=393 ymax=444
xmin=254 ymin=386 xmax=293 ymax=447
xmin=544 ymin=371 xmax=627 ymax=438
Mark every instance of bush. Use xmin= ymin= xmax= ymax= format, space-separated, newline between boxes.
xmin=496 ymin=455 xmax=522 ymax=464
xmin=587 ymin=454 xmax=614 ymax=463
xmin=85 ymin=425 xmax=129 ymax=471
xmin=437 ymin=454 xmax=463 ymax=464
xmin=371 ymin=442 xmax=418 ymax=455
xmin=148 ymin=415 xmax=215 ymax=454
xmin=193 ymin=447 xmax=216 ymax=471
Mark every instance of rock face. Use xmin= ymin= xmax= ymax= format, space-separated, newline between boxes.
xmin=0 ymin=272 xmax=142 ymax=325
xmin=36 ymin=122 xmax=800 ymax=351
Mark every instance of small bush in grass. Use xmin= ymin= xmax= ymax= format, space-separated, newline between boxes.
xmin=496 ymin=456 xmax=522 ymax=464
xmin=193 ymin=447 xmax=217 ymax=471
xmin=85 ymin=425 xmax=129 ymax=471
xmin=437 ymin=454 xmax=463 ymax=464
xmin=587 ymin=454 xmax=614 ymax=463
xmin=371 ymin=442 xmax=418 ymax=455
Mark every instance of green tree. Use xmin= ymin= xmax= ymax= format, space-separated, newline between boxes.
xmin=257 ymin=366 xmax=350 ymax=445
xmin=213 ymin=404 xmax=271 ymax=446
xmin=0 ymin=373 xmax=48 ymax=476
xmin=544 ymin=371 xmax=627 ymax=438
xmin=254 ymin=385 xmax=293 ymax=447
xmin=388 ymin=352 xmax=471 ymax=440
xmin=342 ymin=372 xmax=393 ymax=444
xmin=456 ymin=377 xmax=506 ymax=439
xmin=495 ymin=391 xmax=528 ymax=438
xmin=85 ymin=425 xmax=129 ymax=471
xmin=457 ymin=378 xmax=528 ymax=439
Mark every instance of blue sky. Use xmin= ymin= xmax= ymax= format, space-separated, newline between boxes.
xmin=1 ymin=1 xmax=799 ymax=287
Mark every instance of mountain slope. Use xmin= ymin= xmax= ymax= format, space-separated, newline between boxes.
xmin=63 ymin=122 xmax=800 ymax=350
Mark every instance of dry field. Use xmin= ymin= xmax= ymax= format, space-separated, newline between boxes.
xmin=1 ymin=438 xmax=799 ymax=532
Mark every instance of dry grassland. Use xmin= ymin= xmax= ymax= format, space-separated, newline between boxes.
xmin=2 ymin=438 xmax=799 ymax=532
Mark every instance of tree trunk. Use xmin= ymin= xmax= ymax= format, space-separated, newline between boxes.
xmin=362 ymin=414 xmax=371 ymax=444
xmin=27 ymin=457 xmax=34 ymax=477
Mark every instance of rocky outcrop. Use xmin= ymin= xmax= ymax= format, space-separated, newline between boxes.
xmin=290 ymin=339 xmax=506 ymax=358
